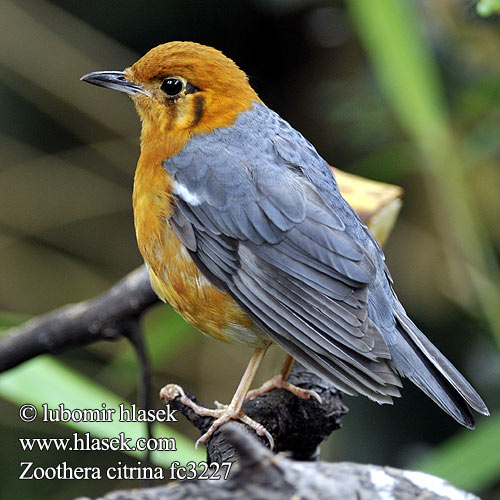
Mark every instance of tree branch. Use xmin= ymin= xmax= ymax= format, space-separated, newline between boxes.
xmin=0 ymin=265 xmax=158 ymax=373
xmin=88 ymin=424 xmax=479 ymax=500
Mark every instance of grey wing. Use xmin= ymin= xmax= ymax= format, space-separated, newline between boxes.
xmin=164 ymin=134 xmax=402 ymax=403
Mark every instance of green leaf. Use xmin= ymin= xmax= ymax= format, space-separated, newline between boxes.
xmin=347 ymin=0 xmax=450 ymax=150
xmin=0 ymin=355 xmax=204 ymax=466
xmin=476 ymin=0 xmax=500 ymax=17
xmin=410 ymin=415 xmax=500 ymax=491
xmin=140 ymin=304 xmax=198 ymax=368
xmin=0 ymin=311 xmax=32 ymax=332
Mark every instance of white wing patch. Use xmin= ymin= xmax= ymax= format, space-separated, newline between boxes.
xmin=173 ymin=181 xmax=201 ymax=206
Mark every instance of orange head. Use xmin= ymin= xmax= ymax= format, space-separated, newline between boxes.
xmin=81 ymin=42 xmax=260 ymax=141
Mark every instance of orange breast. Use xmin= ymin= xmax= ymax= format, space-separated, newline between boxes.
xmin=132 ymin=138 xmax=267 ymax=347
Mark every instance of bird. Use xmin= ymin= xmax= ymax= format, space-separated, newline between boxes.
xmin=81 ymin=41 xmax=489 ymax=447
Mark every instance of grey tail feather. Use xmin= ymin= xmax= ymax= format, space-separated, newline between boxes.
xmin=393 ymin=311 xmax=489 ymax=429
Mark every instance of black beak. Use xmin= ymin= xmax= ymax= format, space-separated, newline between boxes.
xmin=80 ymin=71 xmax=149 ymax=97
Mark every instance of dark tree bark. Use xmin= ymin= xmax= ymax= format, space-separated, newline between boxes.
xmin=160 ymin=362 xmax=348 ymax=463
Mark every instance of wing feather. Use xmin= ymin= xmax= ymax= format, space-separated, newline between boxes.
xmin=161 ymin=102 xmax=488 ymax=424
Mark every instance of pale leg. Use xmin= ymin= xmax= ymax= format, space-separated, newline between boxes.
xmin=245 ymin=354 xmax=322 ymax=403
xmin=160 ymin=345 xmax=274 ymax=448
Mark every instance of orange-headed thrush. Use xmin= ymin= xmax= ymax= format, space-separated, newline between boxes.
xmin=82 ymin=42 xmax=488 ymax=446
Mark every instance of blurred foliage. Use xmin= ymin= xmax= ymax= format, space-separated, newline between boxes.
xmin=349 ymin=0 xmax=500 ymax=350
xmin=476 ymin=0 xmax=500 ymax=16
xmin=412 ymin=412 xmax=500 ymax=491
xmin=0 ymin=311 xmax=32 ymax=331
xmin=0 ymin=356 xmax=203 ymax=466
xmin=0 ymin=0 xmax=499 ymax=499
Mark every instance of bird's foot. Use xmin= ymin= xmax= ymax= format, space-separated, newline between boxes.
xmin=160 ymin=384 xmax=274 ymax=449
xmin=245 ymin=374 xmax=323 ymax=404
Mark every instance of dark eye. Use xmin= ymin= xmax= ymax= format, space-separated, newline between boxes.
xmin=161 ymin=77 xmax=184 ymax=97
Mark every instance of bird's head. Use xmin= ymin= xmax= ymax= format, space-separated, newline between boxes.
xmin=81 ymin=42 xmax=260 ymax=140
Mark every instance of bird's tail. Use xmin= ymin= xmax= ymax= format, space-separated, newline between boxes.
xmin=391 ymin=310 xmax=489 ymax=428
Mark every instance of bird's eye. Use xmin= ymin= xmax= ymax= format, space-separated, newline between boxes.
xmin=161 ymin=77 xmax=185 ymax=97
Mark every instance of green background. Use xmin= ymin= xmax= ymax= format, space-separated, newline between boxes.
xmin=0 ymin=0 xmax=499 ymax=498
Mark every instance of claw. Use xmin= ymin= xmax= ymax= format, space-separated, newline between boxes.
xmin=159 ymin=383 xmax=186 ymax=401
xmin=161 ymin=383 xmax=275 ymax=449
xmin=240 ymin=414 xmax=275 ymax=449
